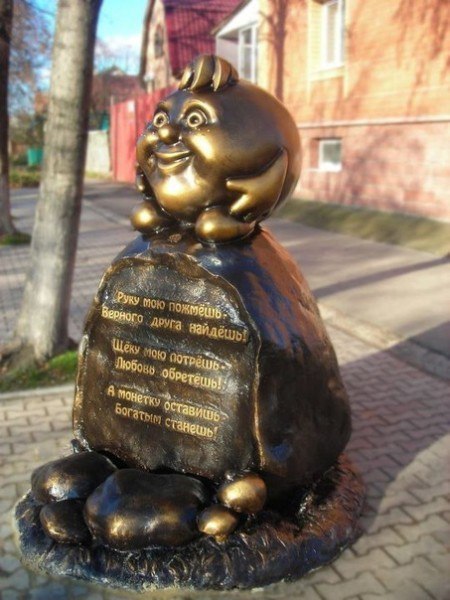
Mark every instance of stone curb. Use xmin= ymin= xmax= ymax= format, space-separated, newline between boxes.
xmin=0 ymin=383 xmax=75 ymax=402
xmin=320 ymin=302 xmax=450 ymax=381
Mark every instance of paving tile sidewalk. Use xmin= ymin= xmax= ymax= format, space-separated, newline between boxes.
xmin=1 ymin=325 xmax=449 ymax=599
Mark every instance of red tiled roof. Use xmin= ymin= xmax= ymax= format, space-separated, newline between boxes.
xmin=162 ymin=0 xmax=241 ymax=76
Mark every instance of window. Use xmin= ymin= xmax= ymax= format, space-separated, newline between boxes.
xmin=154 ymin=24 xmax=164 ymax=59
xmin=238 ymin=25 xmax=258 ymax=82
xmin=321 ymin=0 xmax=344 ymax=68
xmin=318 ymin=139 xmax=342 ymax=171
xmin=308 ymin=0 xmax=345 ymax=78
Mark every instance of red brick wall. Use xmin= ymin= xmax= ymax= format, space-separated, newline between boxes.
xmin=300 ymin=122 xmax=450 ymax=220
xmin=258 ymin=0 xmax=450 ymax=220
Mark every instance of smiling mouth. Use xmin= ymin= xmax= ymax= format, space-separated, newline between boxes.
xmin=154 ymin=145 xmax=192 ymax=173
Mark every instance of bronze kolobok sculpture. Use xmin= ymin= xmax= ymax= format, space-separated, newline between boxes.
xmin=14 ymin=56 xmax=364 ymax=591
xmin=132 ymin=55 xmax=301 ymax=243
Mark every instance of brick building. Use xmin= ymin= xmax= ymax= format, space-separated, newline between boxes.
xmin=256 ymin=0 xmax=450 ymax=220
xmin=91 ymin=68 xmax=142 ymax=112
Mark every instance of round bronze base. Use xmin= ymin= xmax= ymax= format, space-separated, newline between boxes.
xmin=14 ymin=455 xmax=364 ymax=592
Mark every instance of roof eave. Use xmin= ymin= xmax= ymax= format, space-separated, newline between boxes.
xmin=211 ymin=0 xmax=251 ymax=36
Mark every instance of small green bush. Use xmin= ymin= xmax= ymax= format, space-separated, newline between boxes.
xmin=9 ymin=168 xmax=41 ymax=188
xmin=0 ymin=231 xmax=31 ymax=246
xmin=11 ymin=153 xmax=28 ymax=167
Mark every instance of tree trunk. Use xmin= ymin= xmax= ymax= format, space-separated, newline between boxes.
xmin=0 ymin=0 xmax=16 ymax=236
xmin=14 ymin=0 xmax=102 ymax=362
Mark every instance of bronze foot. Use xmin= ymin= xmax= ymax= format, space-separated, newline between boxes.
xmin=195 ymin=207 xmax=255 ymax=244
xmin=130 ymin=200 xmax=174 ymax=235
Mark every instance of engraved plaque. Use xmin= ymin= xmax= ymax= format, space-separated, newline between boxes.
xmin=74 ymin=254 xmax=259 ymax=481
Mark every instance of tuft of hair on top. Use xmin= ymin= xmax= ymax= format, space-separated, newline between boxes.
xmin=179 ymin=55 xmax=239 ymax=92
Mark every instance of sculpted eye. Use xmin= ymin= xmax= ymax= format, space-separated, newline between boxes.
xmin=152 ymin=111 xmax=169 ymax=128
xmin=185 ymin=109 xmax=208 ymax=129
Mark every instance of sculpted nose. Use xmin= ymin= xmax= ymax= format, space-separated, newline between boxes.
xmin=158 ymin=124 xmax=179 ymax=145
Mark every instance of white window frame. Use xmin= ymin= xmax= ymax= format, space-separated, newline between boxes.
xmin=238 ymin=24 xmax=258 ymax=83
xmin=318 ymin=139 xmax=342 ymax=172
xmin=321 ymin=0 xmax=344 ymax=69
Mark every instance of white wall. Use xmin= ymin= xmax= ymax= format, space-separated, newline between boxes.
xmin=216 ymin=38 xmax=238 ymax=70
xmin=86 ymin=130 xmax=111 ymax=174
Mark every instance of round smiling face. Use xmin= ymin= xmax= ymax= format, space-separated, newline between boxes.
xmin=136 ymin=80 xmax=301 ymax=223
xmin=137 ymin=90 xmax=227 ymax=220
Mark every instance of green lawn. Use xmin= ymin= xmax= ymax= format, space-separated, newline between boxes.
xmin=0 ymin=350 xmax=78 ymax=393
xmin=0 ymin=231 xmax=31 ymax=246
xmin=277 ymin=198 xmax=450 ymax=256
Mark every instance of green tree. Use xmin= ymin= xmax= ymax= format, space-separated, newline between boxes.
xmin=9 ymin=0 xmax=52 ymax=113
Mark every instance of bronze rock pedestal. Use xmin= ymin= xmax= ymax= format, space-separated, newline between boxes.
xmin=14 ymin=228 xmax=364 ymax=591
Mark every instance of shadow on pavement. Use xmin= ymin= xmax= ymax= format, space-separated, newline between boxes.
xmin=408 ymin=321 xmax=450 ymax=363
xmin=314 ymin=256 xmax=449 ymax=298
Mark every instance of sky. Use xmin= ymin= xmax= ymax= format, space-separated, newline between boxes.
xmin=36 ymin=0 xmax=149 ymax=77
xmin=96 ymin=0 xmax=148 ymax=73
